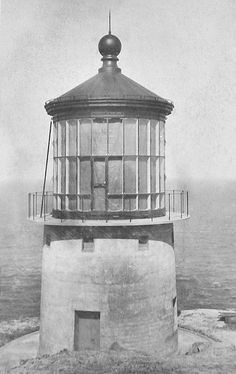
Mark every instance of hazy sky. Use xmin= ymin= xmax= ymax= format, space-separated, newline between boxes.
xmin=1 ymin=0 xmax=236 ymax=185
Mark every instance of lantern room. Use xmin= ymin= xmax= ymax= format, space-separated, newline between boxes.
xmin=44 ymin=32 xmax=174 ymax=220
xmin=51 ymin=117 xmax=166 ymax=219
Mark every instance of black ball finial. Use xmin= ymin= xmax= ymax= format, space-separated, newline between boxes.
xmin=98 ymin=34 xmax=121 ymax=58
xmin=98 ymin=13 xmax=122 ymax=72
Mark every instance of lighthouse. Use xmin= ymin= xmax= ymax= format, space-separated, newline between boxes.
xmin=28 ymin=23 xmax=189 ymax=357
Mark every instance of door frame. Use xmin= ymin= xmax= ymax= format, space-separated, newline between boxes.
xmin=91 ymin=156 xmax=108 ymax=211
xmin=74 ymin=310 xmax=101 ymax=351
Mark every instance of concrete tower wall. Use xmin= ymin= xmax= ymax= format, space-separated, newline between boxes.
xmin=39 ymin=237 xmax=177 ymax=357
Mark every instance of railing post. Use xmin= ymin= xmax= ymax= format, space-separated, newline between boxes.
xmin=106 ymin=194 xmax=108 ymax=223
xmin=173 ymin=189 xmax=175 ymax=213
xmin=35 ymin=192 xmax=38 ymax=217
xmin=33 ymin=194 xmax=35 ymax=220
xmin=187 ymin=191 xmax=189 ymax=216
xmin=82 ymin=196 xmax=84 ymax=223
xmin=28 ymin=193 xmax=31 ymax=219
xmin=61 ymin=197 xmax=63 ymax=223
xmin=182 ymin=190 xmax=184 ymax=214
xmin=181 ymin=191 xmax=183 ymax=218
xmin=168 ymin=193 xmax=170 ymax=220
xmin=129 ymin=198 xmax=131 ymax=222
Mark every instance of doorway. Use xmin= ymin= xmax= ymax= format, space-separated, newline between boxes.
xmin=74 ymin=310 xmax=100 ymax=351
xmin=92 ymin=158 xmax=107 ymax=211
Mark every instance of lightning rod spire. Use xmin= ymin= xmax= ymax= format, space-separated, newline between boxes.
xmin=109 ymin=10 xmax=111 ymax=34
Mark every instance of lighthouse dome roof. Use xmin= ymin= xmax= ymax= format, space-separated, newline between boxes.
xmin=45 ymin=31 xmax=173 ymax=119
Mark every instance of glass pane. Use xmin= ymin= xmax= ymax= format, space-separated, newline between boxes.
xmin=108 ymin=197 xmax=122 ymax=211
xmin=124 ymin=119 xmax=136 ymax=154
xmin=58 ymin=158 xmax=66 ymax=194
xmin=108 ymin=159 xmax=122 ymax=193
xmin=69 ymin=159 xmax=77 ymax=194
xmin=124 ymin=197 xmax=136 ymax=211
xmin=80 ymin=196 xmax=91 ymax=211
xmin=139 ymin=196 xmax=148 ymax=210
xmin=58 ymin=195 xmax=65 ymax=210
xmin=80 ymin=119 xmax=92 ymax=155
xmin=80 ymin=160 xmax=91 ymax=193
xmin=160 ymin=121 xmax=165 ymax=156
xmin=160 ymin=193 xmax=165 ymax=209
xmin=139 ymin=119 xmax=148 ymax=155
xmin=77 ymin=196 xmax=80 ymax=210
xmin=150 ymin=120 xmax=158 ymax=156
xmin=53 ymin=159 xmax=58 ymax=194
xmin=94 ymin=160 xmax=105 ymax=184
xmin=92 ymin=119 xmax=107 ymax=155
xmin=151 ymin=195 xmax=157 ymax=210
xmin=156 ymin=158 xmax=160 ymax=193
xmin=160 ymin=158 xmax=165 ymax=192
xmin=53 ymin=122 xmax=58 ymax=157
xmin=77 ymin=159 xmax=80 ymax=194
xmin=58 ymin=160 xmax=61 ymax=193
xmin=53 ymin=195 xmax=57 ymax=210
xmin=94 ymin=189 xmax=105 ymax=210
xmin=138 ymin=158 xmax=148 ymax=193
xmin=108 ymin=119 xmax=122 ymax=154
xmin=69 ymin=196 xmax=77 ymax=210
xmin=68 ymin=120 xmax=77 ymax=156
xmin=124 ymin=157 xmax=136 ymax=193
xmin=150 ymin=158 xmax=156 ymax=193
xmin=58 ymin=121 xmax=66 ymax=156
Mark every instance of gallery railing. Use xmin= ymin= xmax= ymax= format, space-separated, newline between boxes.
xmin=165 ymin=190 xmax=189 ymax=220
xmin=28 ymin=190 xmax=189 ymax=222
xmin=28 ymin=191 xmax=53 ymax=221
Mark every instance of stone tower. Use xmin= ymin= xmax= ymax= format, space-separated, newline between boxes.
xmin=28 ymin=27 xmax=189 ymax=357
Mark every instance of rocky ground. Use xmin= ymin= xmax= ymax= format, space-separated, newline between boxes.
xmin=0 ymin=317 xmax=39 ymax=348
xmin=10 ymin=344 xmax=236 ymax=374
xmin=1 ymin=310 xmax=236 ymax=374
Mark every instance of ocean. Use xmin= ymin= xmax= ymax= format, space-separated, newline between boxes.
xmin=0 ymin=180 xmax=236 ymax=321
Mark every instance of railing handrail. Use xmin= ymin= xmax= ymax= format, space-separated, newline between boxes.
xmin=28 ymin=190 xmax=189 ymax=222
xmin=166 ymin=189 xmax=185 ymax=193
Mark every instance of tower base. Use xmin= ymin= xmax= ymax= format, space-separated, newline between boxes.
xmin=39 ymin=224 xmax=177 ymax=357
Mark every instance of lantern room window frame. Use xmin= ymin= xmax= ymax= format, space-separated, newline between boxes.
xmin=53 ymin=117 xmax=166 ymax=217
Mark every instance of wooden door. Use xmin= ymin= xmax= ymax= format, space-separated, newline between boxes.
xmin=74 ymin=311 xmax=100 ymax=351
